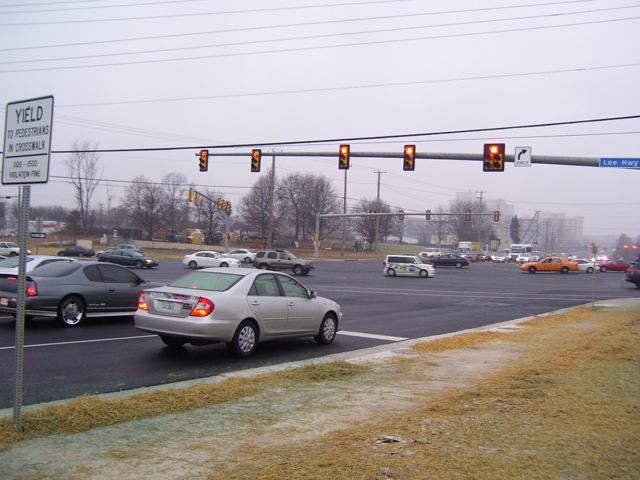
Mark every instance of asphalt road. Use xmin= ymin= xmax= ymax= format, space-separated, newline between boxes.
xmin=0 ymin=259 xmax=637 ymax=409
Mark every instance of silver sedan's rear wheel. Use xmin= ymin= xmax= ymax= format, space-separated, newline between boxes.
xmin=244 ymin=257 xmax=253 ymax=263
xmin=188 ymin=260 xmax=198 ymax=269
xmin=314 ymin=314 xmax=337 ymax=345
xmin=57 ymin=295 xmax=85 ymax=327
xmin=229 ymin=320 xmax=258 ymax=357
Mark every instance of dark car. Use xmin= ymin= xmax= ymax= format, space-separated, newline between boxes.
xmin=98 ymin=249 xmax=159 ymax=269
xmin=57 ymin=245 xmax=96 ymax=257
xmin=253 ymin=249 xmax=314 ymax=276
xmin=0 ymin=261 xmax=162 ymax=326
xmin=428 ymin=254 xmax=470 ymax=268
xmin=625 ymin=262 xmax=640 ymax=288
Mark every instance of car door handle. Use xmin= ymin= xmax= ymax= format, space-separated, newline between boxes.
xmin=250 ymin=300 xmax=260 ymax=306
xmin=108 ymin=288 xmax=116 ymax=292
xmin=288 ymin=302 xmax=295 ymax=307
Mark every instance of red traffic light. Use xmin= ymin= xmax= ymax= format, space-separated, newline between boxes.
xmin=339 ymin=145 xmax=350 ymax=170
xmin=483 ymin=143 xmax=505 ymax=172
xmin=403 ymin=145 xmax=415 ymax=171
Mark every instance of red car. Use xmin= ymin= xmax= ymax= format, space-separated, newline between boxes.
xmin=597 ymin=259 xmax=631 ymax=272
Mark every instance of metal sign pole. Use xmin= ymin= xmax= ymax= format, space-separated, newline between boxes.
xmin=13 ymin=184 xmax=30 ymax=431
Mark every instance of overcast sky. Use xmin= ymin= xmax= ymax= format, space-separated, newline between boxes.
xmin=1 ymin=0 xmax=639 ymax=242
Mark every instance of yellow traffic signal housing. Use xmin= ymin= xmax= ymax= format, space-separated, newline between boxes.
xmin=217 ymin=198 xmax=223 ymax=210
xmin=251 ymin=149 xmax=261 ymax=172
xmin=188 ymin=187 xmax=193 ymax=202
xmin=226 ymin=202 xmax=232 ymax=213
xmin=369 ymin=210 xmax=376 ymax=221
xmin=403 ymin=145 xmax=415 ymax=171
xmin=425 ymin=209 xmax=431 ymax=220
xmin=194 ymin=192 xmax=200 ymax=205
xmin=339 ymin=145 xmax=350 ymax=170
xmin=465 ymin=210 xmax=471 ymax=221
xmin=494 ymin=211 xmax=500 ymax=222
xmin=399 ymin=210 xmax=405 ymax=221
xmin=197 ymin=149 xmax=209 ymax=172
xmin=483 ymin=143 xmax=505 ymax=172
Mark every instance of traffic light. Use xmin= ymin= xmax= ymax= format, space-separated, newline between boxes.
xmin=197 ymin=149 xmax=209 ymax=172
xmin=226 ymin=202 xmax=232 ymax=213
xmin=217 ymin=198 xmax=223 ymax=210
xmin=494 ymin=211 xmax=500 ymax=222
xmin=425 ymin=209 xmax=431 ymax=220
xmin=403 ymin=145 xmax=415 ymax=171
xmin=188 ymin=187 xmax=193 ymax=202
xmin=251 ymin=149 xmax=261 ymax=172
xmin=194 ymin=192 xmax=200 ymax=205
xmin=465 ymin=210 xmax=471 ymax=221
xmin=369 ymin=210 xmax=376 ymax=221
xmin=399 ymin=210 xmax=405 ymax=221
xmin=339 ymin=145 xmax=350 ymax=170
xmin=483 ymin=143 xmax=505 ymax=172
xmin=228 ymin=232 xmax=233 ymax=239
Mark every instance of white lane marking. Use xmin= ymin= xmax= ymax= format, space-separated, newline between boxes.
xmin=0 ymin=335 xmax=157 ymax=351
xmin=338 ymin=330 xmax=408 ymax=341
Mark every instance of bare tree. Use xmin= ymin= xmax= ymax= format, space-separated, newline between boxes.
xmin=66 ymin=141 xmax=101 ymax=233
xmin=238 ymin=168 xmax=285 ymax=240
xmin=278 ymin=173 xmax=341 ymax=241
xmin=350 ymin=198 xmax=393 ymax=248
xmin=161 ymin=172 xmax=191 ymax=232
xmin=123 ymin=176 xmax=166 ymax=239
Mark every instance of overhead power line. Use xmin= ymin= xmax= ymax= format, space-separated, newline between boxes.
xmin=2 ymin=15 xmax=638 ymax=73
xmin=38 ymin=114 xmax=640 ymax=155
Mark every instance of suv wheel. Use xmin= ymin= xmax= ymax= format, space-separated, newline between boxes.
xmin=292 ymin=265 xmax=304 ymax=276
xmin=259 ymin=263 xmax=270 ymax=270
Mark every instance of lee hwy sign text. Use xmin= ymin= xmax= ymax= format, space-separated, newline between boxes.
xmin=600 ymin=158 xmax=640 ymax=168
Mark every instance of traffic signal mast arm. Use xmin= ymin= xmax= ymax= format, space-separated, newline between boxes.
xmin=203 ymin=150 xmax=603 ymax=167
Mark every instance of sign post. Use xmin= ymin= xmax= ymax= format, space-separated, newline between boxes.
xmin=2 ymin=95 xmax=53 ymax=432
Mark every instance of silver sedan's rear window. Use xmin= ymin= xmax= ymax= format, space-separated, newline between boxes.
xmin=169 ymin=272 xmax=243 ymax=291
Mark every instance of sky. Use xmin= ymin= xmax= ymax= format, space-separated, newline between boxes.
xmin=0 ymin=0 xmax=639 ymax=243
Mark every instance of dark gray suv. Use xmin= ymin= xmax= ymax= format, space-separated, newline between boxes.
xmin=253 ymin=249 xmax=314 ymax=276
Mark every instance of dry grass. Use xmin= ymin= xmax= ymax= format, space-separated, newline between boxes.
xmin=1 ymin=306 xmax=639 ymax=479
xmin=0 ymin=361 xmax=366 ymax=450
xmin=203 ymin=306 xmax=640 ymax=480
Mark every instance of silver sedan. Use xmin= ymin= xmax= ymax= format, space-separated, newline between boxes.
xmin=135 ymin=269 xmax=342 ymax=357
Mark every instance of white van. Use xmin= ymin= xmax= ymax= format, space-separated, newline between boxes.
xmin=384 ymin=255 xmax=435 ymax=278
xmin=420 ymin=248 xmax=442 ymax=258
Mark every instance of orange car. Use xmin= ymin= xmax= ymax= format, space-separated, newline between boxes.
xmin=520 ymin=256 xmax=580 ymax=274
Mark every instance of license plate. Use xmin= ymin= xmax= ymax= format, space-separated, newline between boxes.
xmin=0 ymin=298 xmax=8 ymax=307
xmin=160 ymin=301 xmax=176 ymax=312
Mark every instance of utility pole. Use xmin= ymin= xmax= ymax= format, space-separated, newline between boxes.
xmin=476 ymin=190 xmax=485 ymax=246
xmin=341 ymin=167 xmax=348 ymax=256
xmin=374 ymin=170 xmax=385 ymax=253
xmin=266 ymin=155 xmax=276 ymax=249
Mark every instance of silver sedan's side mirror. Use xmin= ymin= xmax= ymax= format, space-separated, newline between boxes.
xmin=309 ymin=290 xmax=317 ymax=299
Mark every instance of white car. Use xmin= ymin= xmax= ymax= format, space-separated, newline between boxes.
xmin=573 ymin=258 xmax=599 ymax=274
xmin=183 ymin=251 xmax=241 ymax=269
xmin=491 ymin=252 xmax=509 ymax=263
xmin=135 ymin=269 xmax=342 ymax=357
xmin=0 ymin=254 xmax=77 ymax=274
xmin=223 ymin=249 xmax=256 ymax=264
xmin=384 ymin=255 xmax=435 ymax=278
xmin=0 ymin=241 xmax=30 ymax=257
xmin=420 ymin=248 xmax=441 ymax=258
